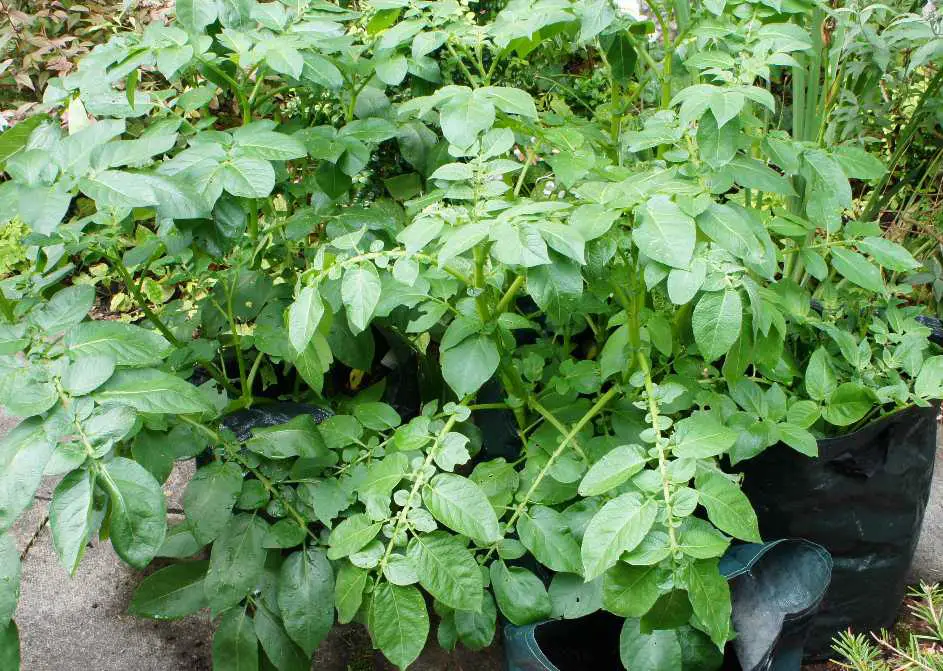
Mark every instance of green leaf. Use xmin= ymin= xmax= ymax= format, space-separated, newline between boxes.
xmin=440 ymin=334 xmax=499 ymax=398
xmin=0 ymin=368 xmax=56 ymax=417
xmin=327 ymin=514 xmax=382 ymax=560
xmin=0 ymin=115 xmax=47 ymax=169
xmin=606 ymin=33 xmax=638 ymax=80
xmin=455 ymin=591 xmax=497 ymax=650
xmin=490 ymin=222 xmax=551 ymax=267
xmin=93 ymin=369 xmax=212 ymax=414
xmin=0 ymin=419 xmax=54 ymax=533
xmin=857 ymin=237 xmax=920 ymax=272
xmin=334 ymin=562 xmax=368 ymax=624
xmin=517 ymin=506 xmax=582 ymax=574
xmin=578 ymin=445 xmax=647 ymax=496
xmin=786 ymin=400 xmax=821 ymax=428
xmin=603 ymin=564 xmax=664 ymax=618
xmin=695 ymin=203 xmax=760 ymax=261
xmin=246 ymin=415 xmax=328 ymax=460
xmin=578 ymin=0 xmax=616 ymax=42
xmin=0 ymin=621 xmax=19 ymax=671
xmin=375 ymin=55 xmax=408 ymax=86
xmin=204 ymin=514 xmax=269 ymax=614
xmin=835 ymin=146 xmax=886 ymax=180
xmin=527 ymin=259 xmax=583 ymax=325
xmin=293 ymin=334 xmax=332 ymax=394
xmin=104 ymin=457 xmax=167 ymax=569
xmin=61 ymin=354 xmax=116 ymax=396
xmin=0 ymin=534 xmax=19 ymax=627
xmin=278 ymin=548 xmax=334 ymax=657
xmin=694 ymin=470 xmax=761 ymax=542
xmin=724 ymin=156 xmax=796 ymax=195
xmin=830 ymin=247 xmax=885 ymax=293
xmin=128 ymin=560 xmax=209 ymax=620
xmin=183 ymin=462 xmax=244 ymax=545
xmin=666 ymin=259 xmax=706 ymax=306
xmin=581 ymin=494 xmax=657 ymax=580
xmin=66 ymin=321 xmax=172 ymax=367
xmin=341 ymin=263 xmax=381 ymax=335
xmin=685 ymin=559 xmax=731 ymax=649
xmin=407 ymin=531 xmax=483 ymax=611
xmin=176 ymin=0 xmax=218 ymax=32
xmin=221 ymin=157 xmax=275 ymax=198
xmin=439 ymin=94 xmax=495 ymax=148
xmin=822 ymin=383 xmax=873 ymax=427
xmin=354 ymin=402 xmax=402 ymax=431
xmin=32 ymin=285 xmax=94 ymax=332
xmin=357 ymin=452 xmax=409 ymax=521
xmin=549 ymin=573 xmax=603 ymax=619
xmin=620 ymin=618 xmax=682 ymax=671
xmin=778 ymin=423 xmax=818 ymax=457
xmin=805 ymin=348 xmax=836 ymax=402
xmin=213 ymin=607 xmax=259 ymax=671
xmin=915 ymin=356 xmax=943 ymax=398
xmin=677 ymin=517 xmax=730 ymax=559
xmin=634 ymin=196 xmax=696 ymax=270
xmin=489 ymin=561 xmax=552 ymax=626
xmin=697 ymin=113 xmax=737 ymax=169
xmin=368 ymin=582 xmax=429 ymax=670
xmin=288 ymin=286 xmax=325 ymax=354
xmin=50 ymin=469 xmax=98 ymax=575
xmin=315 ymin=162 xmax=351 ymax=199
xmin=232 ymin=124 xmax=307 ymax=161
xmin=422 ymin=474 xmax=501 ymax=544
xmin=477 ymin=87 xmax=538 ymax=118
xmin=538 ymin=222 xmax=586 ymax=265
xmin=264 ymin=41 xmax=304 ymax=79
xmin=673 ymin=415 xmax=738 ymax=459
xmin=692 ymin=289 xmax=742 ymax=362
xmin=253 ymin=604 xmax=308 ymax=671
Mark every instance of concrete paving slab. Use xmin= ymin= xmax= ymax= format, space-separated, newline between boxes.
xmin=16 ymin=515 xmax=214 ymax=671
xmin=911 ymin=431 xmax=943 ymax=583
xmin=9 ymin=496 xmax=48 ymax=556
xmin=164 ymin=459 xmax=194 ymax=512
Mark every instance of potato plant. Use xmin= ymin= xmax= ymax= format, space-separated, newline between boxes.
xmin=0 ymin=1 xmax=942 ymax=670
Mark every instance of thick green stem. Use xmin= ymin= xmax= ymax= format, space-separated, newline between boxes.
xmin=637 ymin=351 xmax=679 ymax=553
xmin=494 ymin=275 xmax=525 ymax=316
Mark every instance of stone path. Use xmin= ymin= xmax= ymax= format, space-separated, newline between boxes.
xmin=2 ymin=406 xmax=940 ymax=669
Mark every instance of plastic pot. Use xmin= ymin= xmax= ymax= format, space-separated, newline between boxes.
xmin=503 ymin=539 xmax=832 ymax=671
xmin=739 ymin=403 xmax=939 ymax=657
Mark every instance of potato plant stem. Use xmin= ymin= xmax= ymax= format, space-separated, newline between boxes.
xmin=375 ymin=411 xmax=463 ymax=580
xmin=484 ymin=385 xmax=620 ymax=562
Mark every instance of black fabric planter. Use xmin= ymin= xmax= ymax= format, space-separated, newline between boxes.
xmin=739 ymin=403 xmax=939 ymax=658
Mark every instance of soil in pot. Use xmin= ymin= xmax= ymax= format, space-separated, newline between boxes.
xmin=532 ymin=612 xmax=623 ymax=670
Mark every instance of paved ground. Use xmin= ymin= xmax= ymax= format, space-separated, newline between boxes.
xmin=912 ymin=453 xmax=943 ymax=584
xmin=2 ymin=407 xmax=940 ymax=669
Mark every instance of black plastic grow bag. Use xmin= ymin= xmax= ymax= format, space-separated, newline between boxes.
xmin=739 ymin=402 xmax=939 ymax=657
xmin=503 ymin=540 xmax=832 ymax=671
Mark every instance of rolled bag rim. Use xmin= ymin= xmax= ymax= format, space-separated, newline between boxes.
xmin=738 ymin=400 xmax=940 ymax=658
xmin=503 ymin=539 xmax=833 ymax=671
